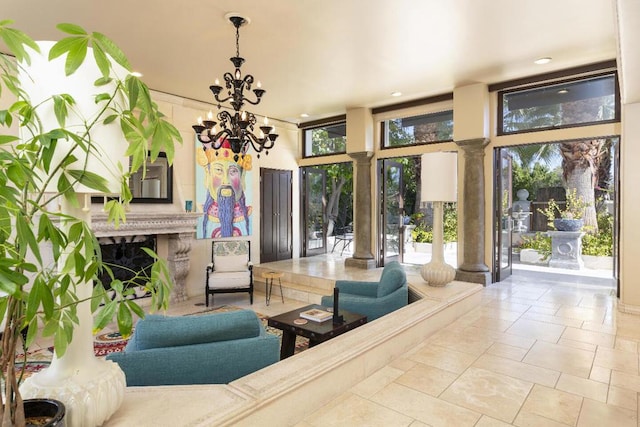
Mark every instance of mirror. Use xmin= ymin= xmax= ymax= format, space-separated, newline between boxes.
xmin=93 ymin=152 xmax=173 ymax=204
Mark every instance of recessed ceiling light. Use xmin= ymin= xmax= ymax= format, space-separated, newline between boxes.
xmin=300 ymin=113 xmax=309 ymax=118
xmin=391 ymin=91 xmax=402 ymax=97
xmin=557 ymin=89 xmax=569 ymax=94
xmin=534 ymin=57 xmax=552 ymax=65
xmin=130 ymin=71 xmax=143 ymax=77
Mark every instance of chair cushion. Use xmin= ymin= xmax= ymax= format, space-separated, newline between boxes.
xmin=214 ymin=254 xmax=248 ymax=272
xmin=208 ymin=271 xmax=251 ymax=288
xmin=128 ymin=310 xmax=261 ymax=351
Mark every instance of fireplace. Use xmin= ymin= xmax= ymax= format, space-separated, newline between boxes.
xmin=97 ymin=235 xmax=157 ymax=299
xmin=92 ymin=212 xmax=199 ymax=302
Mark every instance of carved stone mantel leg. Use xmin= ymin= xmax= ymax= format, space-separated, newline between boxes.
xmin=345 ymin=151 xmax=377 ymax=269
xmin=455 ymin=138 xmax=491 ymax=285
xmin=167 ymin=232 xmax=194 ymax=302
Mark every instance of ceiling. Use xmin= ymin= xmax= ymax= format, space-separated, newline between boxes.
xmin=1 ymin=0 xmax=622 ymax=125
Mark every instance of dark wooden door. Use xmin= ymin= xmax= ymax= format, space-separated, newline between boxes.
xmin=260 ymin=168 xmax=293 ymax=263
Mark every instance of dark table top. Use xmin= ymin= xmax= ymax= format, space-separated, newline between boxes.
xmin=267 ymin=304 xmax=367 ymax=340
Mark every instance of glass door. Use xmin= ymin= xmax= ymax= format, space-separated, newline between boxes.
xmin=494 ymin=149 xmax=513 ymax=281
xmin=380 ymin=160 xmax=404 ymax=265
xmin=303 ymin=167 xmax=327 ymax=256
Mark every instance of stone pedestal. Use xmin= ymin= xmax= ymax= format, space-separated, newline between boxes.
xmin=548 ymin=231 xmax=585 ymax=270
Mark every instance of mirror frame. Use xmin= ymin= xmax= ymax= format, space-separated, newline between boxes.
xmin=92 ymin=152 xmax=173 ymax=204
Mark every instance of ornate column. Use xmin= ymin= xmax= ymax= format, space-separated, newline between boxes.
xmin=345 ymin=151 xmax=377 ymax=269
xmin=455 ymin=138 xmax=492 ymax=285
xmin=168 ymin=232 xmax=194 ymax=302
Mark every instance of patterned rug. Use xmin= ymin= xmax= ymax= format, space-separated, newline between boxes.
xmin=15 ymin=332 xmax=129 ymax=380
xmin=16 ymin=304 xmax=308 ymax=379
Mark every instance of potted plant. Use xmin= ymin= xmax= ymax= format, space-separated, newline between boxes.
xmin=538 ymin=188 xmax=587 ymax=232
xmin=0 ymin=21 xmax=181 ymax=426
xmin=411 ymin=224 xmax=433 ymax=252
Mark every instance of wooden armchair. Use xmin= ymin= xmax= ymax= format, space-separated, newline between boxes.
xmin=205 ymin=240 xmax=253 ymax=306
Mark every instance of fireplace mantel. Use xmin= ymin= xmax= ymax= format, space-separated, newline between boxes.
xmin=92 ymin=212 xmax=200 ymax=238
xmin=92 ymin=212 xmax=199 ymax=302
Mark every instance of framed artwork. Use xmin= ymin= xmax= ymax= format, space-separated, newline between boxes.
xmin=195 ymin=138 xmax=253 ymax=239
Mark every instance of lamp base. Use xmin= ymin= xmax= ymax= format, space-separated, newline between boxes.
xmin=420 ymin=260 xmax=456 ymax=287
xmin=21 ymin=358 xmax=125 ymax=427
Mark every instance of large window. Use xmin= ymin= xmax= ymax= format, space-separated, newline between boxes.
xmin=499 ymin=73 xmax=618 ymax=135
xmin=382 ymin=110 xmax=453 ymax=148
xmin=303 ymin=122 xmax=347 ymax=158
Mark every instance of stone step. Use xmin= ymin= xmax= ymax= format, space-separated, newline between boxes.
xmin=253 ymin=265 xmax=335 ymax=304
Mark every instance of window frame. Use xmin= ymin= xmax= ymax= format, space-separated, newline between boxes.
xmin=300 ymin=116 xmax=347 ymax=159
xmin=380 ymin=110 xmax=454 ymax=150
xmin=497 ymin=71 xmax=620 ymax=136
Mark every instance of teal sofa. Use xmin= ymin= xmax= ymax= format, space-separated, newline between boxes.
xmin=106 ymin=310 xmax=280 ymax=386
xmin=321 ymin=261 xmax=408 ymax=321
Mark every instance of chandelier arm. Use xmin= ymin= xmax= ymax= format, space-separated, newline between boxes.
xmin=245 ymin=131 xmax=276 ymax=152
xmin=223 ymin=72 xmax=236 ymax=88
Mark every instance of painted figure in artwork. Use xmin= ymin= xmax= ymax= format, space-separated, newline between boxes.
xmin=197 ymin=139 xmax=252 ymax=238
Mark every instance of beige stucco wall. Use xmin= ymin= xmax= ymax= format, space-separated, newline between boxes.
xmin=619 ymin=102 xmax=640 ymax=312
xmin=143 ymin=91 xmax=300 ymax=299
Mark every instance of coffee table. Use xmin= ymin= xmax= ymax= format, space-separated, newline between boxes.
xmin=267 ymin=304 xmax=367 ymax=359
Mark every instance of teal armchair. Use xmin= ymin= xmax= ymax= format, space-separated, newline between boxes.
xmin=321 ymin=261 xmax=408 ymax=321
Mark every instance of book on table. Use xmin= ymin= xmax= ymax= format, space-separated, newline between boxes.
xmin=299 ymin=308 xmax=332 ymax=323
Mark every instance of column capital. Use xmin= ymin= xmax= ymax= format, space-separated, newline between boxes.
xmin=348 ymin=151 xmax=374 ymax=161
xmin=455 ymin=138 xmax=490 ymax=151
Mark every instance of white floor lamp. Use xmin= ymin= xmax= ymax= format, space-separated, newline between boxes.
xmin=19 ymin=41 xmax=129 ymax=427
xmin=420 ymin=152 xmax=458 ymax=287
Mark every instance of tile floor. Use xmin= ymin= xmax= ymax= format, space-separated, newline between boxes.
xmin=32 ymin=256 xmax=635 ymax=427
xmin=295 ymin=268 xmax=638 ymax=427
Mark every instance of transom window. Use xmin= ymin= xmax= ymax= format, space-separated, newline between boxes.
xmin=303 ymin=122 xmax=347 ymax=158
xmin=381 ymin=110 xmax=453 ymax=148
xmin=499 ymin=73 xmax=618 ymax=135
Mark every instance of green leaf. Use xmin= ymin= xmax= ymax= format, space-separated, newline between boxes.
xmin=53 ymin=327 xmax=69 ymax=357
xmin=53 ymin=95 xmax=69 ymax=127
xmin=15 ymin=213 xmax=40 ymax=263
xmin=94 ymin=93 xmax=112 ymax=104
xmin=68 ymin=169 xmax=111 ymax=193
xmin=0 ymin=22 xmax=39 ymax=64
xmin=92 ymin=32 xmax=131 ymax=71
xmin=91 ymin=42 xmax=111 ymax=78
xmin=94 ymin=301 xmax=117 ymax=333
xmin=24 ymin=317 xmax=38 ymax=348
xmin=103 ymin=114 xmax=118 ymax=125
xmin=26 ymin=277 xmax=42 ymax=321
xmin=0 ymin=134 xmax=19 ymax=146
xmin=49 ymin=36 xmax=89 ymax=76
xmin=0 ymin=111 xmax=14 ymax=128
xmin=56 ymin=23 xmax=88 ymax=36
xmin=125 ymin=75 xmax=140 ymax=111
xmin=94 ymin=76 xmax=113 ymax=86
xmin=117 ymin=302 xmax=133 ymax=338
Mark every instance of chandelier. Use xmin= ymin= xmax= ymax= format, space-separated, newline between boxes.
xmin=193 ymin=14 xmax=278 ymax=160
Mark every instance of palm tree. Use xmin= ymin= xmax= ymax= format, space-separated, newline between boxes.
xmin=559 ymin=100 xmax=607 ymax=232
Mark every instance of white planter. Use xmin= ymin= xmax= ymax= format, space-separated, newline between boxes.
xmin=520 ymin=248 xmax=547 ymax=265
xmin=582 ymin=255 xmax=613 ymax=270
xmin=414 ymin=242 xmax=432 ymax=253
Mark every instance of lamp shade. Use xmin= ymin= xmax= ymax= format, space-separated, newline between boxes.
xmin=420 ymin=152 xmax=458 ymax=202
xmin=19 ymin=41 xmax=129 ymax=194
